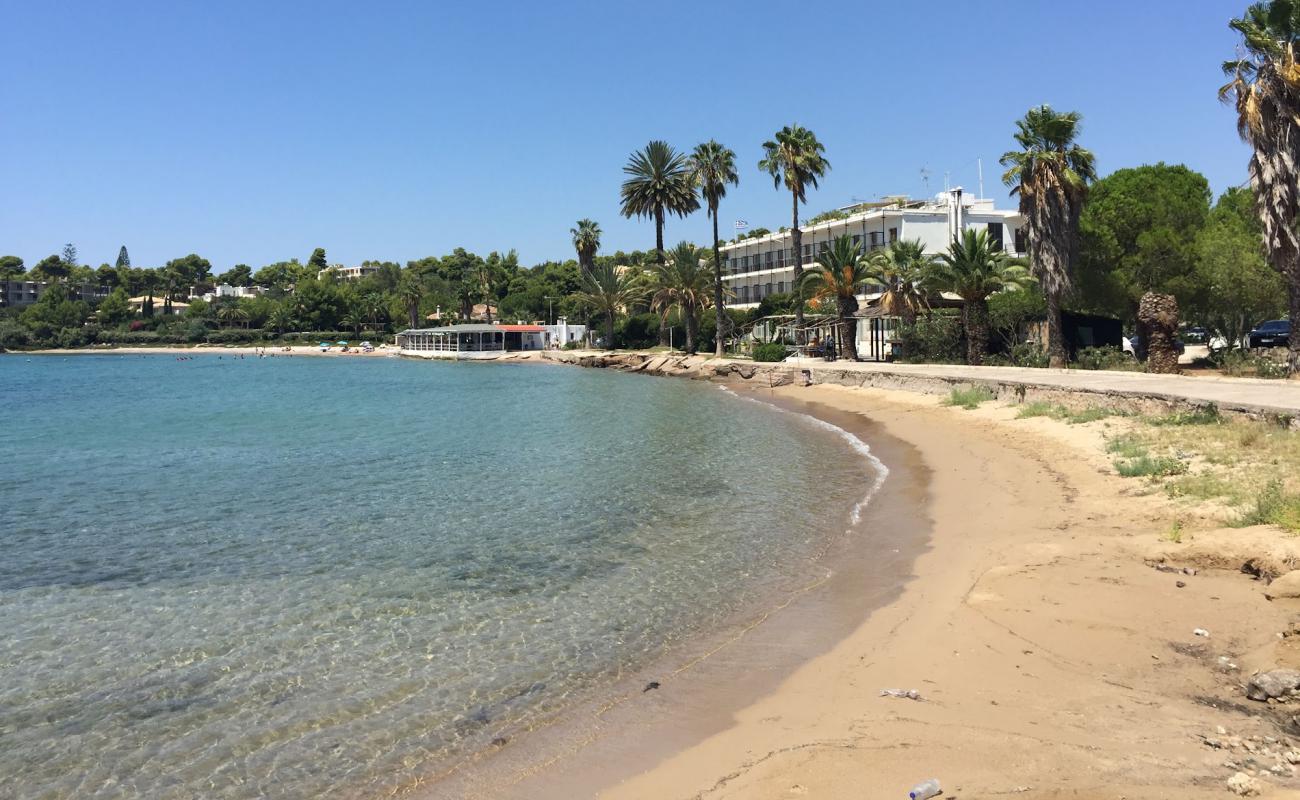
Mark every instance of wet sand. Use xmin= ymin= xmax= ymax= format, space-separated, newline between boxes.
xmin=421 ymin=388 xmax=930 ymax=798
xmin=454 ymin=379 xmax=1300 ymax=799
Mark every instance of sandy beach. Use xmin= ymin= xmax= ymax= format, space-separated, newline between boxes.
xmin=457 ymin=372 xmax=1300 ymax=799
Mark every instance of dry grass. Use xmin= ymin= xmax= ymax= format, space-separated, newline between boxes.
xmin=1100 ymin=409 xmax=1300 ymax=531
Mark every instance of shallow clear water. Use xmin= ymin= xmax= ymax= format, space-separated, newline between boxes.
xmin=0 ymin=354 xmax=876 ymax=799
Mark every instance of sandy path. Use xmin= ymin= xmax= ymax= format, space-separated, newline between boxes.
xmin=585 ymin=384 xmax=1300 ymax=799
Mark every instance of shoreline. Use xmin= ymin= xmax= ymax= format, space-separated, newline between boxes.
xmin=420 ymin=387 xmax=928 ymax=799
xmin=11 ymin=345 xmax=396 ymax=358
xmin=462 ymin=359 xmax=1300 ymax=798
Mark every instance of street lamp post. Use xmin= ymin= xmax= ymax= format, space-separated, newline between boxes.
xmin=544 ymin=295 xmax=554 ymax=325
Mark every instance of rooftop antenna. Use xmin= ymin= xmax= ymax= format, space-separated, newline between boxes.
xmin=919 ymin=166 xmax=931 ymax=192
xmin=944 ymin=171 xmax=951 ymax=193
xmin=977 ymin=158 xmax=984 ymax=199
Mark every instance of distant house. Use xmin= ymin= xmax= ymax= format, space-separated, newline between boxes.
xmin=127 ymin=296 xmax=188 ymax=315
xmin=0 ymin=281 xmax=111 ymax=309
xmin=317 ymin=264 xmax=379 ymax=282
xmin=193 ymin=284 xmax=263 ymax=303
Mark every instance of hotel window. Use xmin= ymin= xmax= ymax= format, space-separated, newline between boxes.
xmin=740 ymin=285 xmax=750 ymax=302
xmin=741 ymin=255 xmax=749 ymax=270
xmin=765 ymin=282 xmax=773 ymax=298
xmin=1014 ymin=227 xmax=1028 ymax=253
xmin=765 ymin=251 xmax=774 ymax=267
xmin=869 ymin=231 xmax=882 ymax=248
xmin=888 ymin=227 xmax=898 ymax=243
xmin=777 ymin=280 xmax=786 ymax=294
xmin=852 ymin=234 xmax=862 ymax=253
xmin=802 ymin=243 xmax=812 ymax=261
xmin=775 ymin=248 xmax=785 ymax=268
xmin=987 ymin=222 xmax=1004 ymax=250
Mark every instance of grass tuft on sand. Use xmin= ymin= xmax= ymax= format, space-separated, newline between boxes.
xmin=1018 ymin=401 xmax=1128 ymax=425
xmin=944 ymin=386 xmax=996 ymax=410
xmin=1114 ymin=455 xmax=1188 ymax=478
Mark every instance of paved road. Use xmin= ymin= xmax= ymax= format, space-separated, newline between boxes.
xmin=780 ymin=356 xmax=1300 ymax=416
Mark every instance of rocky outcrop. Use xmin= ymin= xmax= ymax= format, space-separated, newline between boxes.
xmin=1265 ymin=570 xmax=1300 ymax=600
xmin=1245 ymin=669 xmax=1300 ymax=701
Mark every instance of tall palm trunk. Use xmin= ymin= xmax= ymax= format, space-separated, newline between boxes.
xmin=684 ymin=303 xmax=699 ymax=355
xmin=964 ymin=297 xmax=990 ymax=366
xmin=1043 ymin=290 xmax=1067 ymax=367
xmin=655 ymin=205 xmax=670 ymax=347
xmin=1138 ymin=291 xmax=1180 ymax=374
xmin=605 ymin=311 xmax=616 ymax=351
xmin=790 ymin=190 xmax=804 ymax=344
xmin=839 ymin=296 xmax=859 ymax=361
xmin=711 ymin=209 xmax=726 ymax=358
xmin=1289 ymin=263 xmax=1300 ymax=374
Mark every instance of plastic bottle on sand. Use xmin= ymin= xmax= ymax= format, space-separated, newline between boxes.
xmin=909 ymin=778 xmax=941 ymax=799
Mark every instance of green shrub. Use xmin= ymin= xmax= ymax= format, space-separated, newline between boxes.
xmin=943 ymin=385 xmax=995 ymax=409
xmin=752 ymin=342 xmax=791 ymax=362
xmin=1008 ymin=342 xmax=1049 ymax=368
xmin=1149 ymin=405 xmax=1221 ymax=426
xmin=1237 ymin=480 xmax=1300 ymax=531
xmin=1105 ymin=434 xmax=1149 ymax=458
xmin=896 ymin=315 xmax=962 ymax=364
xmin=1114 ymin=455 xmax=1188 ymax=478
xmin=0 ymin=321 xmax=31 ymax=350
xmin=1074 ymin=345 xmax=1137 ymax=371
xmin=1255 ymin=356 xmax=1290 ymax=379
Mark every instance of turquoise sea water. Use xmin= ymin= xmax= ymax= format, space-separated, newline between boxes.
xmin=0 ymin=354 xmax=878 ymax=799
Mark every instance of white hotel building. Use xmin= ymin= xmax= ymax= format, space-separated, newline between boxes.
xmin=721 ymin=190 xmax=1027 ymax=309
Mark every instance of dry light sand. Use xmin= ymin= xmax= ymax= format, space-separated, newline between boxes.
xmin=497 ymin=380 xmax=1300 ymax=800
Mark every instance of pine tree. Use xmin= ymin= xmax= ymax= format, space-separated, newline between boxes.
xmin=116 ymin=246 xmax=130 ymax=269
xmin=61 ymin=243 xmax=78 ymax=267
xmin=308 ymin=248 xmax=328 ymax=272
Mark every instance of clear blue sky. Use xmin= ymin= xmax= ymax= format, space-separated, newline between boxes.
xmin=0 ymin=0 xmax=1256 ymax=273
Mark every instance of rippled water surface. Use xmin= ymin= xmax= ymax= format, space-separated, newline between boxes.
xmin=0 ymin=354 xmax=875 ymax=798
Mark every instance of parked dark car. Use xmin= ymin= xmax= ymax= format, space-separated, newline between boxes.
xmin=1249 ymin=319 xmax=1291 ymax=349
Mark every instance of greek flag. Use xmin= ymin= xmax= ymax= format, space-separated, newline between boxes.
xmin=734 ymin=220 xmax=748 ymax=230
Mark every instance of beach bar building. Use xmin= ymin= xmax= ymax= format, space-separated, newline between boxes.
xmin=397 ymin=323 xmax=553 ymax=359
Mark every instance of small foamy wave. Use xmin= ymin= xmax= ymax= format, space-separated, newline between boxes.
xmin=717 ymin=385 xmax=889 ymax=525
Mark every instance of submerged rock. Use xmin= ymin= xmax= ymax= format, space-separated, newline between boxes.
xmin=1246 ymin=669 xmax=1300 ymax=701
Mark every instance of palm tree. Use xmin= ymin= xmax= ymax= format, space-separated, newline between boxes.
xmin=1000 ymin=105 xmax=1096 ymax=368
xmin=929 ymin=229 xmax=1037 ymax=366
xmin=267 ymin=305 xmax=295 ymax=335
xmin=216 ymin=303 xmax=250 ymax=330
xmin=759 ymin=125 xmax=830 ymax=342
xmin=571 ymin=219 xmax=601 ymax=279
xmin=649 ymin=242 xmax=715 ymax=355
xmin=575 ymin=263 xmax=645 ymax=350
xmin=798 ymin=235 xmax=871 ymax=360
xmin=865 ymin=239 xmax=932 ymax=326
xmin=620 ymin=141 xmax=700 ymax=261
xmin=620 ymin=141 xmax=700 ymax=346
xmin=1221 ymin=0 xmax=1300 ymax=373
xmin=690 ymin=140 xmax=740 ymax=358
xmin=363 ymin=292 xmax=385 ymax=330
xmin=342 ymin=309 xmax=365 ymax=338
xmin=398 ymin=273 xmax=424 ymax=330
